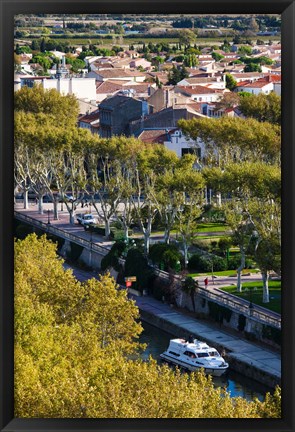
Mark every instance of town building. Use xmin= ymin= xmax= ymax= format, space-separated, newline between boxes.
xmin=20 ymin=76 xmax=97 ymax=102
xmin=99 ymin=94 xmax=152 ymax=138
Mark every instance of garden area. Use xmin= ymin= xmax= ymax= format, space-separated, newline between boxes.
xmin=220 ymin=281 xmax=281 ymax=314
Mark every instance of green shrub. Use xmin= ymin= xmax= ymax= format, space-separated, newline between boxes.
xmin=125 ymin=249 xmax=154 ymax=292
xmin=84 ymin=224 xmax=106 ymax=236
xmin=227 ymin=255 xmax=255 ymax=270
xmin=188 ymin=253 xmax=202 ymax=271
xmin=149 ymin=243 xmax=182 ymax=271
xmin=85 ymin=224 xmax=132 ymax=240
xmin=101 ymin=240 xmax=126 ymax=272
xmin=199 ymin=255 xmax=227 ymax=272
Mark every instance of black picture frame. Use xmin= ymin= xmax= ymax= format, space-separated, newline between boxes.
xmin=1 ymin=0 xmax=294 ymax=431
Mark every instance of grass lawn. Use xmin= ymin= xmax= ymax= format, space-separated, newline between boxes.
xmin=220 ymin=281 xmax=281 ymax=314
xmin=196 ymin=223 xmax=230 ymax=233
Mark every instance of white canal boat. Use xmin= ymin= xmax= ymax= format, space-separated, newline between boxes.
xmin=160 ymin=337 xmax=229 ymax=377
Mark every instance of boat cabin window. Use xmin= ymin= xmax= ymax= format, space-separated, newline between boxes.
xmin=169 ymin=351 xmax=180 ymax=357
xmin=197 ymin=352 xmax=209 ymax=357
xmin=184 ymin=350 xmax=197 ymax=358
xmin=209 ymin=350 xmax=220 ymax=357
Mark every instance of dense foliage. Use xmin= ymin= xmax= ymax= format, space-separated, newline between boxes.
xmin=15 ymin=235 xmax=281 ymax=418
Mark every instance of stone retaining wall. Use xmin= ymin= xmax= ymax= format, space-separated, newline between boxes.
xmin=139 ymin=309 xmax=280 ymax=389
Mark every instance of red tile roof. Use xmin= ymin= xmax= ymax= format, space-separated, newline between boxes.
xmin=237 ymin=79 xmax=272 ymax=88
xmin=78 ymin=109 xmax=100 ymax=123
xmin=138 ymin=129 xmax=168 ymax=144
xmin=96 ymin=81 xmax=124 ymax=94
xmin=176 ymin=85 xmax=224 ymax=95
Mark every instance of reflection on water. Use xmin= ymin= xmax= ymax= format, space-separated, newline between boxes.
xmin=139 ymin=321 xmax=272 ymax=401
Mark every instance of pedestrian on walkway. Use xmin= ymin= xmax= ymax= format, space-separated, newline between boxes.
xmin=204 ymin=277 xmax=209 ymax=288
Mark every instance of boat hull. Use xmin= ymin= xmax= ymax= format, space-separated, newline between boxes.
xmin=160 ymin=353 xmax=228 ymax=377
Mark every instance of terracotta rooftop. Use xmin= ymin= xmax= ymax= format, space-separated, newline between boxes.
xmin=95 ymin=68 xmax=145 ymax=79
xmin=78 ymin=109 xmax=100 ymax=123
xmin=231 ymin=72 xmax=265 ymax=79
xmin=138 ymin=129 xmax=168 ymax=144
xmin=96 ymin=81 xmax=124 ymax=94
xmin=236 ymin=79 xmax=272 ymax=88
xmin=176 ymin=85 xmax=224 ymax=95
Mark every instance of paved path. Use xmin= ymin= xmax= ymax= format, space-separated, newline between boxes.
xmin=14 ymin=202 xmax=115 ymax=248
xmin=14 ymin=203 xmax=280 ymax=386
xmin=14 ymin=202 xmax=264 ymax=286
xmin=64 ymin=262 xmax=281 ymax=387
xmin=14 ymin=202 xmax=281 ymax=323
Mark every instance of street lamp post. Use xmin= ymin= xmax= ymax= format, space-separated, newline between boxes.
xmin=248 ymin=287 xmax=254 ymax=316
xmin=89 ymin=226 xmax=93 ymax=268
xmin=211 ymin=258 xmax=215 ymax=285
xmin=47 ymin=209 xmax=51 ymax=224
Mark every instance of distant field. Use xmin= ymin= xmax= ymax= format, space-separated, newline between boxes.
xmin=17 ymin=34 xmax=280 ymax=48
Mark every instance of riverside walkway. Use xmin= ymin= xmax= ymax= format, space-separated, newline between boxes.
xmin=14 ymin=202 xmax=281 ymax=387
xmin=65 ymin=262 xmax=281 ymax=388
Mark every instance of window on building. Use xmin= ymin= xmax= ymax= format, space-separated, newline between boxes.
xmin=181 ymin=148 xmax=201 ymax=158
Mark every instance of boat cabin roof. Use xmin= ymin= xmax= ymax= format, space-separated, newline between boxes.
xmin=168 ymin=338 xmax=213 ymax=352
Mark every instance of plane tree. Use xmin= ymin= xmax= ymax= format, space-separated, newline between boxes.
xmin=155 ymin=153 xmax=200 ymax=245
xmin=174 ymin=169 xmax=205 ymax=268
xmin=203 ymin=161 xmax=281 ymax=301
xmin=14 ymin=84 xmax=79 ymax=128
xmin=178 ymin=116 xmax=281 ymax=166
xmin=130 ymin=145 xmax=181 ymax=256
xmin=238 ymin=91 xmax=281 ymax=125
xmin=85 ymin=137 xmax=143 ymax=238
xmin=246 ymin=199 xmax=281 ymax=303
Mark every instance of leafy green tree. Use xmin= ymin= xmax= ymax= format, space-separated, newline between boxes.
xmin=86 ymin=136 xmax=143 ymax=238
xmin=212 ymin=52 xmax=224 ymax=62
xmin=244 ymin=63 xmax=262 ymax=72
xmin=178 ymin=29 xmax=197 ymax=47
xmin=15 ymin=234 xmax=281 ymax=418
xmin=181 ymin=276 xmax=198 ymax=311
xmin=238 ymin=45 xmax=252 ymax=55
xmin=225 ymin=73 xmax=237 ymax=91
xmin=30 ymin=54 xmax=53 ymax=72
xmin=183 ymin=53 xmax=198 ymax=67
xmin=239 ymin=92 xmax=281 ymax=125
xmin=15 ymin=85 xmax=79 ymax=128
xmin=155 ymin=154 xmax=202 ymax=245
xmin=203 ymin=161 xmax=281 ymax=298
xmin=178 ymin=116 xmax=281 ymax=165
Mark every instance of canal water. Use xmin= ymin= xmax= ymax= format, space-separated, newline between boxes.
xmin=139 ymin=321 xmax=272 ymax=401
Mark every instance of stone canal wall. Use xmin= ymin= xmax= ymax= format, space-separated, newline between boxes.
xmin=139 ymin=308 xmax=280 ymax=389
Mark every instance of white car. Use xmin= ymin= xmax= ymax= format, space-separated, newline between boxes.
xmin=76 ymin=213 xmax=96 ymax=225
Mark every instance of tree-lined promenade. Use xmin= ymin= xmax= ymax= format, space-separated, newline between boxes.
xmin=14 ymin=234 xmax=281 ymax=418
xmin=14 ymin=86 xmax=281 ymax=304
